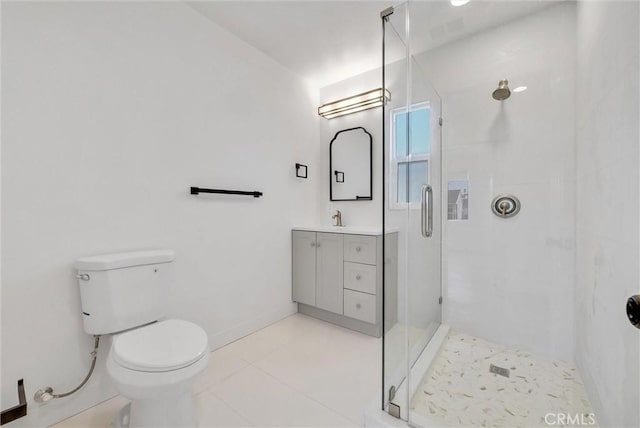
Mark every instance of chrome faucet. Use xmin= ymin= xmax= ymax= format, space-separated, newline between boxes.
xmin=332 ymin=210 xmax=343 ymax=227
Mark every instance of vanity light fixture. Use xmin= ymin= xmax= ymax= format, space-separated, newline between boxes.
xmin=318 ymin=88 xmax=391 ymax=119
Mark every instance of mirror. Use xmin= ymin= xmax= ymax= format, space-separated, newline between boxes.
xmin=329 ymin=127 xmax=372 ymax=201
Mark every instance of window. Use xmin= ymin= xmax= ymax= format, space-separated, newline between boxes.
xmin=390 ymin=102 xmax=431 ymax=209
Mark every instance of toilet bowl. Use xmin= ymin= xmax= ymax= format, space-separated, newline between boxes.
xmin=106 ymin=319 xmax=210 ymax=428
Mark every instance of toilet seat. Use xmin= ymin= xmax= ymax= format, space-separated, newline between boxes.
xmin=112 ymin=319 xmax=208 ymax=372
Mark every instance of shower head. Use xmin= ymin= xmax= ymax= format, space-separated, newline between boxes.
xmin=492 ymin=79 xmax=511 ymax=101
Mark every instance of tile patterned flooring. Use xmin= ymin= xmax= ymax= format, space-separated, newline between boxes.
xmin=51 ymin=318 xmax=596 ymax=428
xmin=51 ymin=314 xmax=380 ymax=428
xmin=410 ymin=330 xmax=595 ymax=428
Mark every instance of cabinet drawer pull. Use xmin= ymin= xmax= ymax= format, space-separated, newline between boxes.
xmin=356 ymin=303 xmax=362 ymax=309
xmin=356 ymin=275 xmax=362 ymax=280
xmin=356 ymin=246 xmax=362 ymax=252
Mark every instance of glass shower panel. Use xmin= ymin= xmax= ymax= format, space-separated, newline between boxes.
xmin=382 ymin=1 xmax=409 ymax=413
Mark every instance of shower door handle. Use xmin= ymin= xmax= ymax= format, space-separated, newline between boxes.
xmin=421 ymin=184 xmax=433 ymax=238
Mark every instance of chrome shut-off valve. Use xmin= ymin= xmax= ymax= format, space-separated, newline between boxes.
xmin=627 ymin=295 xmax=640 ymax=329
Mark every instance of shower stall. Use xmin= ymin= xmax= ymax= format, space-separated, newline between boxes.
xmin=379 ymin=1 xmax=638 ymax=427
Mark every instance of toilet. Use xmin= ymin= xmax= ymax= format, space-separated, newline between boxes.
xmin=75 ymin=250 xmax=210 ymax=428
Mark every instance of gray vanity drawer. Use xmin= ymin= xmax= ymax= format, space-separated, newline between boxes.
xmin=343 ymin=234 xmax=376 ymax=265
xmin=343 ymin=289 xmax=376 ymax=324
xmin=344 ymin=262 xmax=376 ymax=295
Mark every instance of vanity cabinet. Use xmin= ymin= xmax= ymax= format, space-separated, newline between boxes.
xmin=291 ymin=227 xmax=397 ymax=337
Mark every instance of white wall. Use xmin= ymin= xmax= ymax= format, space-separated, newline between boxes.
xmin=411 ymin=3 xmax=578 ymax=362
xmin=1 ymin=2 xmax=320 ymax=426
xmin=574 ymin=1 xmax=640 ymax=427
xmin=319 ymin=68 xmax=382 ymax=229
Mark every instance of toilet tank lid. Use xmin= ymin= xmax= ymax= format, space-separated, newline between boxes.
xmin=75 ymin=250 xmax=175 ymax=271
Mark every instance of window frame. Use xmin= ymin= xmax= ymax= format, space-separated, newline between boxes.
xmin=389 ymin=101 xmax=431 ymax=210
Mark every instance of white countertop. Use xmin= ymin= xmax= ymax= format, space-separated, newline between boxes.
xmin=292 ymin=225 xmax=398 ymax=235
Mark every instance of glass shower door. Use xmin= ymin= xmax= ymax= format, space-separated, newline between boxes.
xmin=405 ymin=51 xmax=443 ymax=427
xmin=382 ymin=1 xmax=442 ymax=420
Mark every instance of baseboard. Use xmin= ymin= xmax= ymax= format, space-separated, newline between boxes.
xmin=208 ymin=302 xmax=297 ymax=351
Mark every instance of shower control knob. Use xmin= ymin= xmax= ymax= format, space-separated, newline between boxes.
xmin=491 ymin=195 xmax=521 ymax=219
xmin=626 ymin=295 xmax=640 ymax=329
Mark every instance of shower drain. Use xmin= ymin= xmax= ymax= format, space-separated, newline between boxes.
xmin=489 ymin=364 xmax=511 ymax=378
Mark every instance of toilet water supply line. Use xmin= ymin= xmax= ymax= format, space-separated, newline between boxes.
xmin=33 ymin=335 xmax=101 ymax=403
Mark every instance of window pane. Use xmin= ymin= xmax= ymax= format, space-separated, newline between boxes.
xmin=397 ymin=161 xmax=429 ymax=203
xmin=409 ymin=108 xmax=430 ymax=155
xmin=395 ymin=113 xmax=408 ymax=157
xmin=394 ymin=108 xmax=431 ymax=159
xmin=409 ymin=161 xmax=429 ymax=202
xmin=397 ymin=162 xmax=408 ymax=203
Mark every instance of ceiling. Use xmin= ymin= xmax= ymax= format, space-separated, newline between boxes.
xmin=187 ymin=1 xmax=556 ymax=89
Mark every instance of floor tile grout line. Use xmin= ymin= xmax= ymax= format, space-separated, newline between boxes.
xmin=195 ymin=354 xmax=251 ymax=394
xmin=210 ymin=314 xmax=313 ymax=359
xmin=248 ymin=362 xmax=363 ymax=427
xmin=206 ymin=387 xmax=256 ymax=427
xmin=207 ymin=346 xmax=254 ymax=367
xmin=218 ymin=321 xmax=328 ymax=364
xmin=201 ymin=361 xmax=352 ymax=426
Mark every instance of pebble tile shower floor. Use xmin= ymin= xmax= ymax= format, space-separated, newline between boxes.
xmin=410 ymin=330 xmax=595 ymax=427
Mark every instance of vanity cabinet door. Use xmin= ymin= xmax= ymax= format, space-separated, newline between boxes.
xmin=292 ymin=231 xmax=316 ymax=306
xmin=315 ymin=232 xmax=344 ymax=314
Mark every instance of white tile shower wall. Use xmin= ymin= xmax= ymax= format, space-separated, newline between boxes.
xmin=414 ymin=3 xmax=578 ymax=362
xmin=575 ymin=1 xmax=640 ymax=427
xmin=1 ymin=2 xmax=321 ymax=426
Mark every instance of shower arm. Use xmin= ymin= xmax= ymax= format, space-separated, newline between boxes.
xmin=33 ymin=335 xmax=101 ymax=403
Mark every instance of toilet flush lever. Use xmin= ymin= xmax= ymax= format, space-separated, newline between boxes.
xmin=76 ymin=273 xmax=90 ymax=281
xmin=627 ymin=295 xmax=640 ymax=329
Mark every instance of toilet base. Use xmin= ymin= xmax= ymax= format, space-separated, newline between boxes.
xmin=114 ymin=393 xmax=196 ymax=428
xmin=115 ymin=403 xmax=131 ymax=428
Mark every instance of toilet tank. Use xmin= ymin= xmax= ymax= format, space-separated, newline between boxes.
xmin=75 ymin=250 xmax=175 ymax=335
